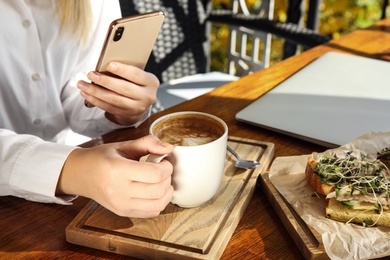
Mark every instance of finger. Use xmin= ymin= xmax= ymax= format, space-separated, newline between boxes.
xmin=87 ymin=71 xmax=150 ymax=101
xmin=107 ymin=62 xmax=160 ymax=87
xmin=126 ymin=160 xmax=173 ymax=183
xmin=127 ymin=185 xmax=174 ymax=217
xmin=79 ymin=78 xmax=151 ymax=110
xmin=118 ymin=135 xmax=174 ymax=159
xmin=110 ymin=184 xmax=173 ymax=218
xmin=129 ymin=176 xmax=173 ymax=199
xmin=79 ymin=87 xmax=149 ymax=120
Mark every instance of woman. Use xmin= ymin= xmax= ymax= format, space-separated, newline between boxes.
xmin=0 ymin=0 xmax=174 ymax=218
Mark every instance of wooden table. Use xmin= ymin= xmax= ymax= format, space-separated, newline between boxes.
xmin=2 ymin=18 xmax=390 ymax=260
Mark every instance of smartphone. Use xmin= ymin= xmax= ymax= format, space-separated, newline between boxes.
xmin=85 ymin=10 xmax=165 ymax=107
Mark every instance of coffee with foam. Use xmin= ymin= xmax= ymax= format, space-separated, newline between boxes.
xmin=149 ymin=111 xmax=228 ymax=207
xmin=152 ymin=113 xmax=225 ymax=146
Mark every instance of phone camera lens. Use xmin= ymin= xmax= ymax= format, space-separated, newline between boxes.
xmin=113 ymin=27 xmax=124 ymax=42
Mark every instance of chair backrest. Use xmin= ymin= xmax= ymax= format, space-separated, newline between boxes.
xmin=119 ymin=0 xmax=212 ymax=83
xmin=382 ymin=0 xmax=389 ymax=18
xmin=227 ymin=0 xmax=275 ymax=76
xmin=118 ymin=0 xmax=330 ymax=113
xmin=118 ymin=0 xmax=329 ymax=81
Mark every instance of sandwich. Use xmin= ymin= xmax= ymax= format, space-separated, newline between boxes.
xmin=305 ymin=147 xmax=390 ymax=227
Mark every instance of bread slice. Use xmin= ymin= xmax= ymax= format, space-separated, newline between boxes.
xmin=305 ymin=156 xmax=335 ymax=195
xmin=326 ymin=198 xmax=390 ymax=227
xmin=306 ymin=153 xmax=390 ymax=227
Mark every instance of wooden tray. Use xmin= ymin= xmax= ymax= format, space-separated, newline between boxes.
xmin=258 ymin=172 xmax=328 ymax=260
xmin=66 ymin=136 xmax=274 ymax=259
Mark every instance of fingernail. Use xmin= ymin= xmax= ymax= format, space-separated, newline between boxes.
xmin=107 ymin=62 xmax=118 ymax=72
xmin=88 ymin=72 xmax=99 ymax=82
xmin=77 ymin=81 xmax=88 ymax=91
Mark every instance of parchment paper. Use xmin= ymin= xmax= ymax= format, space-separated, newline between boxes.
xmin=269 ymin=132 xmax=390 ymax=260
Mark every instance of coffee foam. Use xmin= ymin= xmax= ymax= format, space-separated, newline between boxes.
xmin=152 ymin=113 xmax=225 ymax=146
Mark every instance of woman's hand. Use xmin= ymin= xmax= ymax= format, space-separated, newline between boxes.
xmin=77 ymin=62 xmax=160 ymax=125
xmin=56 ymin=135 xmax=174 ymax=218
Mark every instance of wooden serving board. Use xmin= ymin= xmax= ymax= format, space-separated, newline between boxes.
xmin=66 ymin=136 xmax=274 ymax=259
xmin=258 ymin=172 xmax=328 ymax=260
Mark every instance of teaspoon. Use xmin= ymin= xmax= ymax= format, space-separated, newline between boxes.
xmin=227 ymin=146 xmax=260 ymax=169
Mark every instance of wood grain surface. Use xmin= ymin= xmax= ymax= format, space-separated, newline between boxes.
xmin=2 ymin=18 xmax=390 ymax=259
xmin=66 ymin=137 xmax=274 ymax=259
xmin=259 ymin=172 xmax=328 ymax=259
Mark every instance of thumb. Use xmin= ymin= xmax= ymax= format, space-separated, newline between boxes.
xmin=143 ymin=134 xmax=174 ymax=155
xmin=119 ymin=135 xmax=174 ymax=159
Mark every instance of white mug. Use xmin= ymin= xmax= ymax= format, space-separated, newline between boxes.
xmin=149 ymin=111 xmax=228 ymax=208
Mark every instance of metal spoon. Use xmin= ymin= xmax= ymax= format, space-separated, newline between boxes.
xmin=227 ymin=146 xmax=260 ymax=169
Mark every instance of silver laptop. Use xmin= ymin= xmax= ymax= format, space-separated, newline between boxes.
xmin=236 ymin=52 xmax=390 ymax=147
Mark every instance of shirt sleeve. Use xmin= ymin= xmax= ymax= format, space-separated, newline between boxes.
xmin=0 ymin=129 xmax=77 ymax=204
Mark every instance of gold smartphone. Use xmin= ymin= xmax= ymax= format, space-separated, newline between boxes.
xmin=85 ymin=10 xmax=165 ymax=107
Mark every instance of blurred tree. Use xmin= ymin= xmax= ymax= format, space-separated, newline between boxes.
xmin=210 ymin=0 xmax=386 ymax=72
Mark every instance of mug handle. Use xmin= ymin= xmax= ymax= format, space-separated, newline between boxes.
xmin=145 ymin=154 xmax=168 ymax=163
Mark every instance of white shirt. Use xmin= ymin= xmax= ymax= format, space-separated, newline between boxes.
xmin=0 ymin=0 xmax=147 ymax=204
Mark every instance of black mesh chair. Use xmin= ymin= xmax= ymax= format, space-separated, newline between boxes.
xmin=119 ymin=0 xmax=215 ymax=84
xmin=383 ymin=0 xmax=389 ymax=18
xmin=118 ymin=0 xmax=331 ymax=111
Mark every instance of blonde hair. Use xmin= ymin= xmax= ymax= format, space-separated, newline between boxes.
xmin=55 ymin=0 xmax=93 ymax=43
